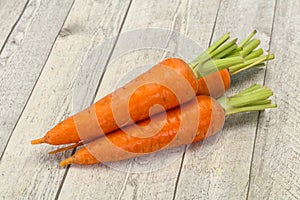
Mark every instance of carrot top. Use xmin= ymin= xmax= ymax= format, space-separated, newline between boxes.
xmin=189 ymin=32 xmax=241 ymax=78
xmin=189 ymin=30 xmax=275 ymax=78
xmin=217 ymin=84 xmax=276 ymax=115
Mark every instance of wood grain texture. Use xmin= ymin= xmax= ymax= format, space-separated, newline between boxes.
xmin=0 ymin=0 xmax=131 ymax=199
xmin=59 ymin=0 xmax=221 ymax=199
xmin=174 ymin=0 xmax=276 ymax=199
xmin=248 ymin=0 xmax=300 ymax=199
xmin=0 ymin=0 xmax=74 ymax=156
xmin=0 ymin=0 xmax=28 ymax=49
xmin=0 ymin=0 xmax=298 ymax=199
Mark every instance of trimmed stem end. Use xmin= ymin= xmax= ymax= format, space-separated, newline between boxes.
xmin=219 ymin=84 xmax=276 ymax=115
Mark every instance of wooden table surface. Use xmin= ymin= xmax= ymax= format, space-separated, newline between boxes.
xmin=0 ymin=0 xmax=299 ymax=199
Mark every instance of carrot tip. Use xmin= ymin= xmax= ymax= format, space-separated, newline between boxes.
xmin=59 ymin=157 xmax=75 ymax=167
xmin=48 ymin=150 xmax=59 ymax=155
xmin=31 ymin=137 xmax=45 ymax=145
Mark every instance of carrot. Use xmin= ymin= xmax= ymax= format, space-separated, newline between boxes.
xmin=59 ymin=84 xmax=276 ymax=166
xmin=31 ymin=32 xmax=244 ymax=146
xmin=197 ymin=69 xmax=230 ymax=98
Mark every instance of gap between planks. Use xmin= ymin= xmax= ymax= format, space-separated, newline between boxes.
xmin=53 ymin=0 xmax=133 ymax=199
xmin=0 ymin=0 xmax=31 ymax=159
xmin=0 ymin=0 xmax=75 ymax=160
xmin=245 ymin=0 xmax=278 ymax=199
xmin=172 ymin=0 xmax=222 ymax=198
xmin=0 ymin=0 xmax=30 ymax=54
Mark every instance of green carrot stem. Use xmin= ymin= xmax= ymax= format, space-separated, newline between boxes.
xmin=228 ymin=30 xmax=258 ymax=58
xmin=203 ymin=56 xmax=244 ymax=71
xmin=245 ymin=48 xmax=263 ymax=60
xmin=233 ymin=84 xmax=262 ymax=96
xmin=215 ymin=47 xmax=243 ymax=58
xmin=227 ymin=48 xmax=243 ymax=57
xmin=228 ymin=87 xmax=272 ymax=107
xmin=231 ymin=54 xmax=274 ymax=74
xmin=249 ymin=63 xmax=265 ymax=68
xmin=189 ymin=33 xmax=230 ymax=67
xmin=229 ymin=54 xmax=275 ymax=74
xmin=190 ymin=37 xmax=237 ymax=67
xmin=207 ymin=33 xmax=231 ymax=54
xmin=247 ymin=99 xmax=272 ymax=106
xmin=189 ymin=53 xmax=210 ymax=69
xmin=239 ymin=30 xmax=257 ymax=48
xmin=213 ymin=44 xmax=238 ymax=59
xmin=225 ymin=104 xmax=277 ymax=115
xmin=217 ymin=84 xmax=276 ymax=116
xmin=210 ymin=38 xmax=237 ymax=58
xmin=189 ymin=31 xmax=272 ymax=79
xmin=228 ymin=51 xmax=240 ymax=57
xmin=241 ymin=39 xmax=260 ymax=57
xmin=196 ymin=56 xmax=243 ymax=78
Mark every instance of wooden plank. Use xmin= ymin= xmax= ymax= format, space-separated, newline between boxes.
xmin=248 ymin=0 xmax=300 ymax=199
xmin=58 ymin=0 xmax=221 ymax=199
xmin=0 ymin=0 xmax=28 ymax=49
xmin=174 ymin=0 xmax=277 ymax=199
xmin=0 ymin=0 xmax=74 ymax=156
xmin=0 ymin=0 xmax=131 ymax=199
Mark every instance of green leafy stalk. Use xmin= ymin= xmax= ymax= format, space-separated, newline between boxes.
xmin=189 ymin=33 xmax=230 ymax=68
xmin=210 ymin=38 xmax=237 ymax=58
xmin=206 ymin=33 xmax=231 ymax=54
xmin=189 ymin=33 xmax=246 ymax=78
xmin=213 ymin=44 xmax=238 ymax=59
xmin=188 ymin=30 xmax=274 ymax=79
xmin=189 ymin=52 xmax=210 ymax=69
xmin=240 ymin=39 xmax=261 ymax=57
xmin=227 ymin=30 xmax=257 ymax=57
xmin=226 ymin=48 xmax=242 ymax=57
xmin=247 ymin=99 xmax=272 ymax=106
xmin=245 ymin=48 xmax=263 ymax=60
xmin=218 ymin=84 xmax=276 ymax=116
xmin=248 ymin=63 xmax=266 ymax=68
xmin=228 ymin=87 xmax=273 ymax=107
xmin=239 ymin=30 xmax=257 ymax=48
xmin=195 ymin=56 xmax=244 ymax=78
xmin=229 ymin=54 xmax=275 ymax=74
xmin=233 ymin=84 xmax=261 ymax=96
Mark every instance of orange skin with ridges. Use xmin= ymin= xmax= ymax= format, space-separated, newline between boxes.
xmin=197 ymin=69 xmax=231 ymax=99
xmin=61 ymin=96 xmax=225 ymax=165
xmin=39 ymin=58 xmax=198 ymax=145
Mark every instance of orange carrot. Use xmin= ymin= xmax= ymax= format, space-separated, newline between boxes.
xmin=31 ymin=58 xmax=195 ymax=144
xmin=197 ymin=69 xmax=230 ymax=98
xmin=31 ymin=32 xmax=244 ymax=146
xmin=60 ymin=84 xmax=276 ymax=166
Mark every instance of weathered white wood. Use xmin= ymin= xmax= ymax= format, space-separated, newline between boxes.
xmin=175 ymin=0 xmax=276 ymax=199
xmin=248 ymin=0 xmax=300 ymax=199
xmin=0 ymin=0 xmax=74 ymax=156
xmin=0 ymin=0 xmax=28 ymax=49
xmin=1 ymin=0 xmax=297 ymax=199
xmin=59 ymin=0 xmax=221 ymax=199
xmin=0 ymin=0 xmax=131 ymax=199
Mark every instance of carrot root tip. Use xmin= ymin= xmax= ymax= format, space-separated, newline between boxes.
xmin=31 ymin=137 xmax=45 ymax=145
xmin=59 ymin=157 xmax=75 ymax=168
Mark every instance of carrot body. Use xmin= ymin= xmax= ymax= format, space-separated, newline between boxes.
xmin=197 ymin=69 xmax=230 ymax=98
xmin=33 ymin=58 xmax=198 ymax=145
xmin=60 ymin=96 xmax=225 ymax=166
